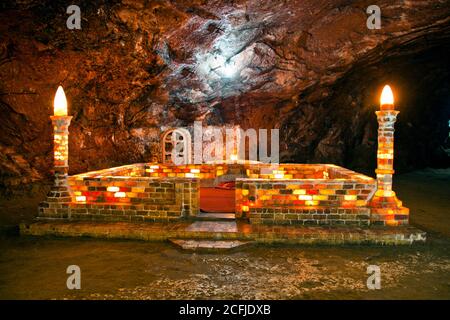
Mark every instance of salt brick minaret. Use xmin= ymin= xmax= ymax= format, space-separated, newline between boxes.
xmin=38 ymin=87 xmax=72 ymax=219
xmin=369 ymin=85 xmax=409 ymax=226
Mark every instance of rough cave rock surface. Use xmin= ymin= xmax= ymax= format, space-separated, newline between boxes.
xmin=0 ymin=0 xmax=449 ymax=190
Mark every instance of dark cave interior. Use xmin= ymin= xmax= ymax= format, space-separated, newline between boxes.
xmin=0 ymin=0 xmax=449 ymax=192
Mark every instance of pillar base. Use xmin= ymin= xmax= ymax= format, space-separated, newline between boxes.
xmin=38 ymin=185 xmax=72 ymax=219
xmin=369 ymin=193 xmax=409 ymax=226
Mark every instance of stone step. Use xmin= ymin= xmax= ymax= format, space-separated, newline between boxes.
xmin=194 ymin=212 xmax=236 ymax=221
xmin=169 ymin=239 xmax=253 ymax=252
xmin=186 ymin=221 xmax=239 ymax=233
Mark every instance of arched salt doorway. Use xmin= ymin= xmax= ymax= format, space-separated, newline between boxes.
xmin=161 ymin=128 xmax=192 ymax=164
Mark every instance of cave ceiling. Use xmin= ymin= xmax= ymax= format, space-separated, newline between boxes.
xmin=0 ymin=0 xmax=449 ymax=188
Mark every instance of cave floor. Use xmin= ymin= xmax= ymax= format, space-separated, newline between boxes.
xmin=0 ymin=169 xmax=449 ymax=299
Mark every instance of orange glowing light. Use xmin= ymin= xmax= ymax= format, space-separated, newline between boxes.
xmin=380 ymin=85 xmax=394 ymax=109
xmin=230 ymin=153 xmax=238 ymax=161
xmin=54 ymin=86 xmax=68 ymax=116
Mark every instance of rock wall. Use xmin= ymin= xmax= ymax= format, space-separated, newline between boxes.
xmin=0 ymin=0 xmax=449 ymax=191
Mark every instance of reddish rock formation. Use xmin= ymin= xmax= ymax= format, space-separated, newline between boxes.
xmin=0 ymin=0 xmax=449 ymax=191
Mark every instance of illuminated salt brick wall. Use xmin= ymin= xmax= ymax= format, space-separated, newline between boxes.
xmin=143 ymin=163 xmax=219 ymax=187
xmin=236 ymin=165 xmax=376 ymax=226
xmin=38 ymin=162 xmax=408 ymax=227
xmin=143 ymin=163 xmax=330 ymax=186
xmin=37 ymin=164 xmax=200 ymax=222
xmin=244 ymin=164 xmax=328 ymax=180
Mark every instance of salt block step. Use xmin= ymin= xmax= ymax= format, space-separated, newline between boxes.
xmin=186 ymin=221 xmax=238 ymax=233
xmin=169 ymin=239 xmax=253 ymax=252
xmin=194 ymin=212 xmax=236 ymax=221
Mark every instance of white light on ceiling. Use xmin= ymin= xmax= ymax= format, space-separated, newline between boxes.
xmin=210 ymin=54 xmax=237 ymax=78
xmin=220 ymin=61 xmax=236 ymax=78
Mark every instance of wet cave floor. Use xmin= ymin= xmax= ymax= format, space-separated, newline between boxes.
xmin=0 ymin=169 xmax=449 ymax=300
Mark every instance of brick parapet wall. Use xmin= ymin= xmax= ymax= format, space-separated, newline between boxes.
xmin=38 ymin=173 xmax=199 ymax=222
xmin=236 ymin=165 xmax=377 ymax=226
xmin=37 ymin=162 xmax=408 ymax=227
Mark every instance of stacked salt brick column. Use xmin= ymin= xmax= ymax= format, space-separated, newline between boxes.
xmin=369 ymin=86 xmax=409 ymax=226
xmin=38 ymin=115 xmax=73 ymax=219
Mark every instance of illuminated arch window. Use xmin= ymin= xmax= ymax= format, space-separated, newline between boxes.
xmin=161 ymin=128 xmax=192 ymax=164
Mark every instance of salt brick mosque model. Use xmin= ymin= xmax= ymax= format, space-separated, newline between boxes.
xmin=38 ymin=85 xmax=409 ymax=228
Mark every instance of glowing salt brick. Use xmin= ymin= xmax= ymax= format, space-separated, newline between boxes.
xmin=114 ymin=192 xmax=126 ymax=198
xmin=298 ymin=195 xmax=312 ymax=201
xmin=344 ymin=195 xmax=357 ymax=201
xmin=378 ymin=153 xmax=393 ymax=159
xmin=146 ymin=169 xmax=154 ymax=173
xmin=74 ymin=191 xmax=82 ymax=196
xmin=75 ymin=195 xmax=86 ymax=202
xmin=242 ymin=189 xmax=249 ymax=196
xmin=305 ymin=200 xmax=319 ymax=206
xmin=356 ymin=200 xmax=366 ymax=206
xmin=242 ymin=205 xmax=249 ymax=212
xmin=313 ymin=195 xmax=327 ymax=201
xmin=386 ymin=220 xmax=398 ymax=226
xmin=319 ymin=189 xmax=334 ymax=195
xmin=274 ymin=173 xmax=284 ymax=179
xmin=190 ymin=168 xmax=200 ymax=174
xmin=185 ymin=173 xmax=194 ymax=178
xmin=383 ymin=190 xmax=394 ymax=197
xmin=293 ymin=189 xmax=306 ymax=195
xmin=375 ymin=190 xmax=393 ymax=197
xmin=216 ymin=170 xmax=224 ymax=176
xmin=107 ymin=186 xmax=120 ymax=192
xmin=168 ymin=173 xmax=176 ymax=177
